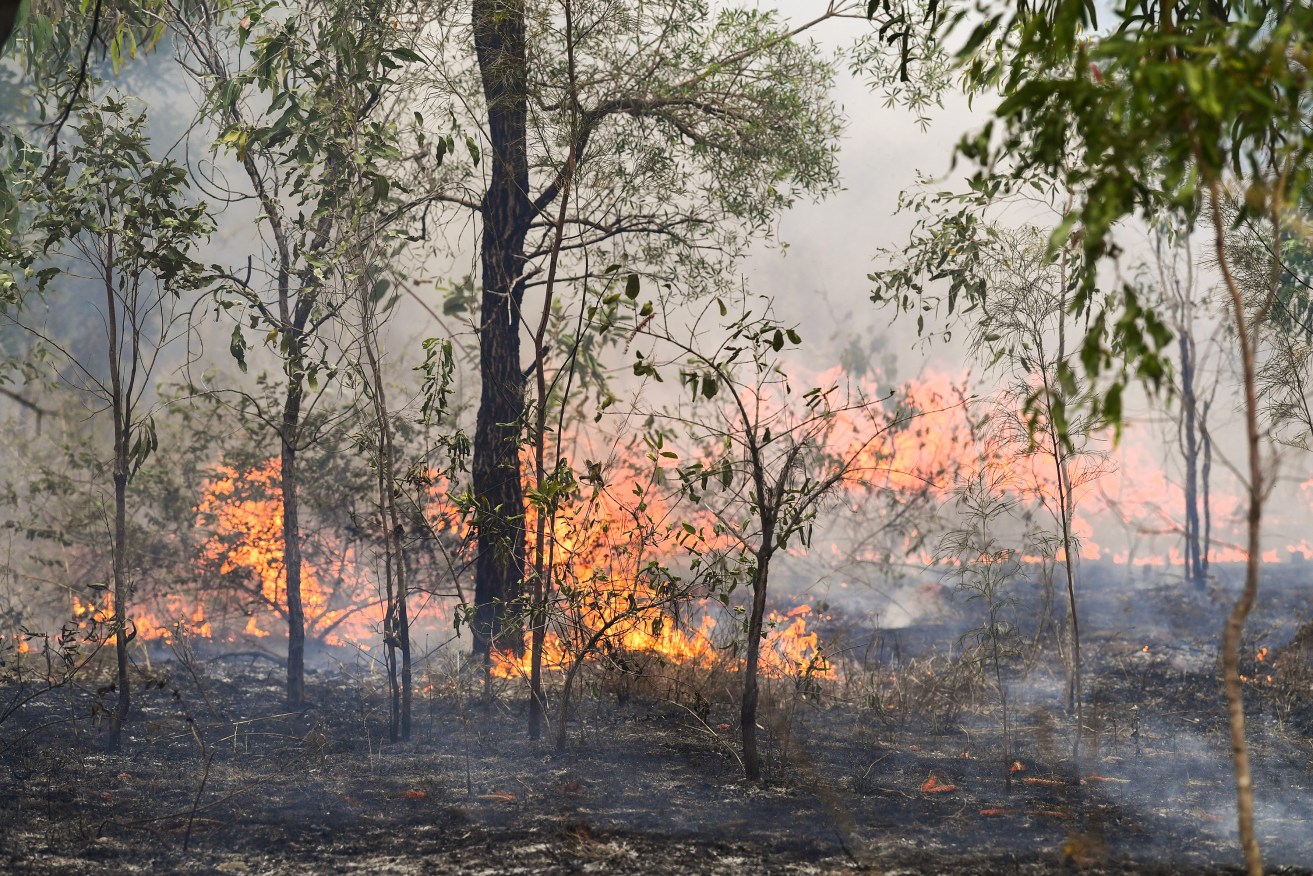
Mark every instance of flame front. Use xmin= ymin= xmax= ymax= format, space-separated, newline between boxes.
xmin=194 ymin=459 xmax=381 ymax=646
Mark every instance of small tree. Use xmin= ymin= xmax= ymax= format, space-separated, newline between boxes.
xmin=937 ymin=466 xmax=1027 ymax=791
xmin=348 ymin=258 xmax=463 ymax=743
xmin=911 ymin=1 xmax=1313 ymax=869
xmin=1 ymin=95 xmax=210 ymax=751
xmin=875 ymin=205 xmax=1111 ymax=778
xmin=351 ymin=265 xmax=414 ymax=742
xmin=535 ymin=451 xmax=727 ymax=752
xmin=171 ymin=0 xmax=426 ymax=705
xmin=621 ymin=289 xmax=946 ymax=780
xmin=1144 ymin=226 xmax=1222 ymax=591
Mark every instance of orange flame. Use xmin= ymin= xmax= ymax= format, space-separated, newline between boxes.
xmin=490 ymin=455 xmax=837 ymax=681
xmin=191 ymin=459 xmax=383 ymax=647
xmin=490 ymin=478 xmax=723 ymax=678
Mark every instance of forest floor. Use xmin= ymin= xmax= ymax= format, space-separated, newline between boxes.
xmin=2 ymin=572 xmax=1312 ymax=875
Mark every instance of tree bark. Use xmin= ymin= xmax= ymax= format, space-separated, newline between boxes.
xmin=398 ymin=551 xmax=412 ymax=740
xmin=1038 ymin=329 xmax=1081 ymax=779
xmin=471 ymin=0 xmax=532 ymax=659
xmin=741 ymin=542 xmax=773 ymax=781
xmin=1201 ymin=398 xmax=1213 ymax=582
xmin=282 ymin=382 xmax=306 ymax=708
xmin=1210 ymin=182 xmax=1264 ymax=876
xmin=1180 ymin=329 xmax=1204 ymax=589
xmin=0 ymin=1 xmax=19 ymax=53
xmin=107 ymin=464 xmax=131 ymax=751
xmin=104 ymin=222 xmax=131 ymax=754
xmin=361 ymin=290 xmax=411 ymax=741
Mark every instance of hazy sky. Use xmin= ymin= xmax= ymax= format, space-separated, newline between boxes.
xmin=17 ymin=1 xmax=1305 ymax=572
xmin=736 ymin=3 xmax=1313 ymax=570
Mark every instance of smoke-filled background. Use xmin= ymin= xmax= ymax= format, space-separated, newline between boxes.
xmin=1 ymin=2 xmax=1312 ymax=873
xmin=0 ymin=0 xmax=1306 ymax=679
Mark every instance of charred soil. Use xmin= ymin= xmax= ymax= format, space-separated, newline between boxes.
xmin=1 ymin=574 xmax=1311 ymax=875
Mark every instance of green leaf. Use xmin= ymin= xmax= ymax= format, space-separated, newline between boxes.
xmin=1102 ymin=382 xmax=1122 ymax=427
xmin=701 ymin=375 xmax=718 ymax=399
xmin=390 ymin=46 xmax=424 ymax=63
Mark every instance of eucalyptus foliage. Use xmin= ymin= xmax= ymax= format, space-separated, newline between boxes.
xmin=902 ymin=3 xmax=1313 ymax=870
xmin=878 ymin=1 xmax=1313 ymax=436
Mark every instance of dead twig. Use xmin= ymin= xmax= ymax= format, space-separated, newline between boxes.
xmin=183 ymin=718 xmax=214 ymax=851
xmin=668 ymin=699 xmax=744 ymax=772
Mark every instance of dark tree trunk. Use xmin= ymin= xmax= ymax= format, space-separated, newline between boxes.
xmin=0 ymin=1 xmax=19 ymax=52
xmin=471 ymin=0 xmax=532 ymax=659
xmin=104 ymin=226 xmax=131 ymax=754
xmin=107 ymin=467 xmax=130 ymax=752
xmin=282 ymin=382 xmax=306 ymax=708
xmin=398 ymin=550 xmax=412 ymax=740
xmin=741 ymin=541 xmax=774 ymax=781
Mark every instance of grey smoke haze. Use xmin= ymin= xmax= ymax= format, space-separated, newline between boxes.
xmin=6 ymin=4 xmax=1310 ymax=580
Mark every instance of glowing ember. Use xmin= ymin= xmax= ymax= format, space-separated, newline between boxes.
xmin=920 ymin=774 xmax=957 ymax=793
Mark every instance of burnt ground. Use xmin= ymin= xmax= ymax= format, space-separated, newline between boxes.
xmin=2 ymin=569 xmax=1312 ymax=875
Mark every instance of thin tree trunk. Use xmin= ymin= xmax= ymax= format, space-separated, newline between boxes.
xmin=1054 ymin=453 xmax=1082 ymax=780
xmin=377 ymin=452 xmax=400 ymax=742
xmin=553 ymin=638 xmax=586 ymax=752
xmin=282 ymin=383 xmax=306 ymax=708
xmin=528 ymin=0 xmax=579 ymax=741
xmin=471 ymin=0 xmax=532 ymax=660
xmin=554 ymin=621 xmax=613 ymax=752
xmin=1180 ymin=330 xmax=1204 ymax=589
xmin=528 ymin=341 xmax=553 ymax=740
xmin=741 ymin=542 xmax=773 ymax=781
xmin=107 ymin=468 xmax=130 ymax=749
xmin=361 ymin=288 xmax=411 ymax=741
xmin=104 ymin=223 xmax=131 ymax=754
xmin=398 ymin=550 xmax=412 ymax=741
xmin=1039 ymin=366 xmax=1081 ymax=778
xmin=995 ymin=633 xmax=1010 ymax=792
xmin=1201 ymin=398 xmax=1213 ymax=582
xmin=1045 ymin=245 xmax=1082 ymax=782
xmin=1209 ymin=182 xmax=1264 ymax=876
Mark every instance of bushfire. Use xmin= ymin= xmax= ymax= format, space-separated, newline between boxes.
xmin=8 ymin=369 xmax=1313 ymax=681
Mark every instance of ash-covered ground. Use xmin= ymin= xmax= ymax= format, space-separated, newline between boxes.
xmin=2 ymin=566 xmax=1311 ymax=875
